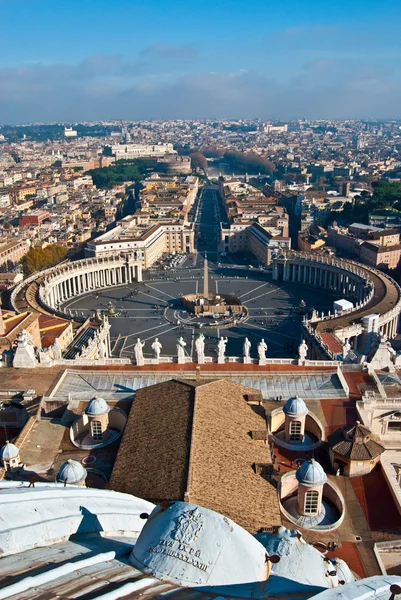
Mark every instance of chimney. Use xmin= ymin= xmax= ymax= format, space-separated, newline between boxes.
xmin=195 ymin=366 xmax=201 ymax=382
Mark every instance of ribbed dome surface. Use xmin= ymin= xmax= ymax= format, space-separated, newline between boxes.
xmin=85 ymin=396 xmax=110 ymax=416
xmin=296 ymin=459 xmax=327 ymax=486
xmin=56 ymin=459 xmax=87 ymax=485
xmin=0 ymin=441 xmax=19 ymax=461
xmin=283 ymin=395 xmax=308 ymax=416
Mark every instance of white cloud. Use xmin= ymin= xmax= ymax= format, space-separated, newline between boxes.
xmin=1 ymin=54 xmax=401 ymax=123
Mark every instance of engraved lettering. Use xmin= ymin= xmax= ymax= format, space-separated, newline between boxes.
xmin=147 ymin=544 xmax=208 ymax=572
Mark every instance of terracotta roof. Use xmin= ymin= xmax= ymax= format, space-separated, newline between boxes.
xmin=361 ymin=241 xmax=401 ymax=253
xmin=369 ymin=228 xmax=399 ymax=238
xmin=320 ymin=333 xmax=343 ymax=354
xmin=328 ymin=423 xmax=385 ymax=460
xmin=39 ymin=314 xmax=70 ymax=348
xmin=0 ymin=311 xmax=38 ymax=346
xmin=110 ymin=378 xmax=280 ymax=533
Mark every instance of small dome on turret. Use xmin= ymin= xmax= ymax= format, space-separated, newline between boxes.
xmin=56 ymin=459 xmax=87 ymax=485
xmin=85 ymin=396 xmax=110 ymax=417
xmin=296 ymin=459 xmax=327 ymax=486
xmin=283 ymin=395 xmax=308 ymax=417
xmin=0 ymin=441 xmax=19 ymax=461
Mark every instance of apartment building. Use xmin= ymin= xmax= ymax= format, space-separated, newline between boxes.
xmin=108 ymin=143 xmax=175 ymax=160
xmin=220 ymin=222 xmax=290 ymax=265
xmin=8 ymin=184 xmax=37 ymax=205
xmin=328 ymin=222 xmax=401 ymax=271
xmin=360 ymin=241 xmax=401 ymax=270
xmin=0 ymin=239 xmax=30 ymax=268
xmin=219 ymin=177 xmax=290 ymax=265
xmin=86 ymin=218 xmax=194 ymax=269
xmin=139 ymin=174 xmax=198 ymax=221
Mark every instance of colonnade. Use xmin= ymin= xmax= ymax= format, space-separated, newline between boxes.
xmin=275 ymin=259 xmax=369 ymax=302
xmin=39 ymin=256 xmax=142 ymax=312
xmin=381 ymin=318 xmax=398 ymax=340
xmin=273 ymin=253 xmax=401 ymax=360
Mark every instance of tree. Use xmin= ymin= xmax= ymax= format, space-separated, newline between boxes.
xmin=223 ymin=150 xmax=274 ymax=175
xmin=21 ymin=244 xmax=68 ymax=275
xmin=189 ymin=152 xmax=208 ymax=171
xmin=86 ymin=159 xmax=151 ymax=188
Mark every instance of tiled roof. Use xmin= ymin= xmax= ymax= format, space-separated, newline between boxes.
xmin=328 ymin=423 xmax=385 ymax=460
xmin=110 ymin=378 xmax=281 ymax=533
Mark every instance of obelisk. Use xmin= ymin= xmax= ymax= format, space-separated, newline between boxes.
xmin=203 ymin=253 xmax=209 ymax=299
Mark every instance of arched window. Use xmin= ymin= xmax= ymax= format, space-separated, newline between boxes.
xmin=304 ymin=490 xmax=319 ymax=515
xmin=289 ymin=420 xmax=302 ymax=441
xmin=91 ymin=420 xmax=103 ymax=441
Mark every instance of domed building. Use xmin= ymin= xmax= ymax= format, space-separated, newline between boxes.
xmin=4 ymin=488 xmax=392 ymax=600
xmin=56 ymin=459 xmax=87 ymax=486
xmin=0 ymin=441 xmax=22 ymax=473
xmin=296 ymin=459 xmax=327 ymax=517
xmin=269 ymin=396 xmax=324 ymax=451
xmin=328 ymin=422 xmax=385 ymax=477
xmin=256 ymin=526 xmax=354 ymax=591
xmin=283 ymin=395 xmax=309 ymax=443
xmin=279 ymin=459 xmax=344 ymax=531
xmin=85 ymin=395 xmax=110 ymax=442
xmin=70 ymin=395 xmax=127 ymax=449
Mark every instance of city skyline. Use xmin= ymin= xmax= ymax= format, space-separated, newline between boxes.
xmin=2 ymin=0 xmax=401 ymax=123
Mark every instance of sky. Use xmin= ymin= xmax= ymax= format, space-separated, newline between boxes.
xmin=1 ymin=0 xmax=401 ymax=123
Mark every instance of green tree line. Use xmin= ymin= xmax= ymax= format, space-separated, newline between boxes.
xmin=338 ymin=181 xmax=401 ymax=224
xmin=86 ymin=159 xmax=154 ymax=189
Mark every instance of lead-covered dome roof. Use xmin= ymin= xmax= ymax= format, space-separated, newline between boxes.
xmin=56 ymin=459 xmax=87 ymax=485
xmin=283 ymin=395 xmax=308 ymax=416
xmin=0 ymin=441 xmax=19 ymax=461
xmin=85 ymin=396 xmax=110 ymax=417
xmin=296 ymin=459 xmax=327 ymax=486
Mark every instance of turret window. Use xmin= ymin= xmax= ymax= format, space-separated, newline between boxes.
xmin=91 ymin=420 xmax=103 ymax=441
xmin=289 ymin=420 xmax=302 ymax=441
xmin=304 ymin=490 xmax=319 ymax=515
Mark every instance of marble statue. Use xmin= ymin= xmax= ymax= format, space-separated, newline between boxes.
xmin=342 ymin=338 xmax=351 ymax=360
xmin=52 ymin=337 xmax=62 ymax=360
xmin=243 ymin=337 xmax=251 ymax=361
xmin=258 ymin=339 xmax=267 ymax=361
xmin=98 ymin=340 xmax=106 ymax=359
xmin=134 ymin=338 xmax=145 ymax=366
xmin=152 ymin=338 xmax=162 ymax=360
xmin=38 ymin=349 xmax=52 ymax=365
xmin=217 ymin=336 xmax=228 ymax=363
xmin=298 ymin=339 xmax=308 ymax=363
xmin=195 ymin=333 xmax=205 ymax=364
xmin=310 ymin=308 xmax=318 ymax=322
xmin=177 ymin=336 xmax=187 ymax=362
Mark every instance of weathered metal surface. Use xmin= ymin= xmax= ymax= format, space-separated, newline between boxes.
xmin=0 ymin=484 xmax=155 ymax=557
xmin=0 ymin=486 xmax=398 ymax=600
xmin=131 ymin=502 xmax=270 ymax=596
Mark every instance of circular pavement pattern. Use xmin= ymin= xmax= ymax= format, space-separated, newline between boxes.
xmin=62 ymin=257 xmax=342 ymax=361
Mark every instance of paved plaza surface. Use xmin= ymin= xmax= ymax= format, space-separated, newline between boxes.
xmin=62 ymin=189 xmax=346 ymax=360
xmin=62 ymin=265 xmax=343 ymax=360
